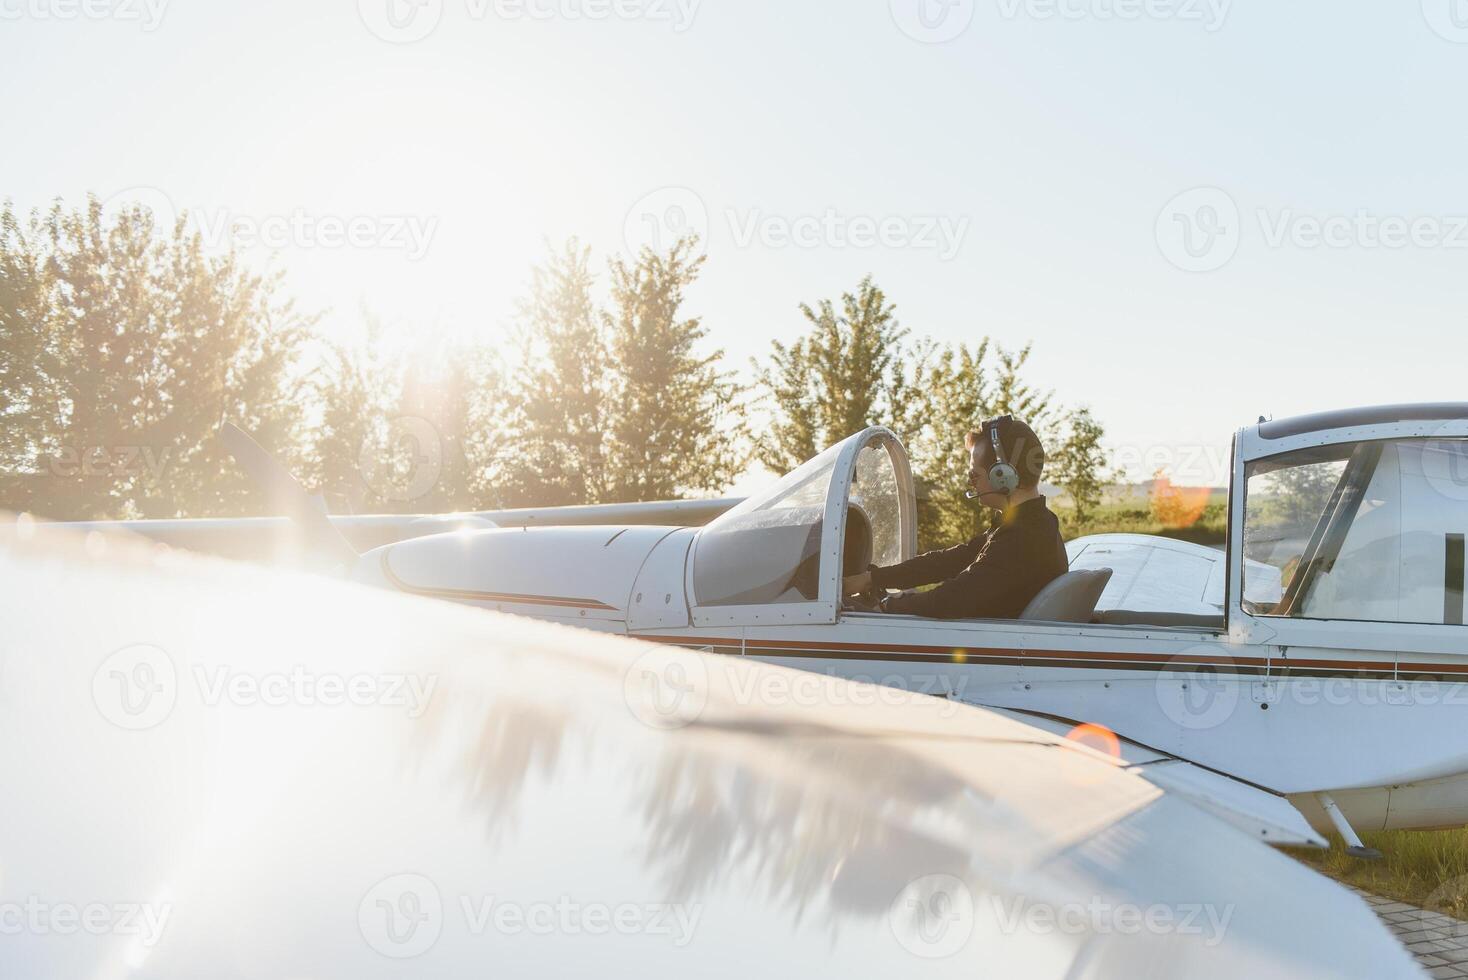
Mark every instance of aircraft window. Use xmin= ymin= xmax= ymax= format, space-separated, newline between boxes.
xmin=1244 ymin=439 xmax=1468 ymax=625
xmin=850 ymin=444 xmax=902 ymax=571
xmin=1243 ymin=445 xmax=1350 ymax=612
xmin=692 ymin=444 xmax=841 ymax=606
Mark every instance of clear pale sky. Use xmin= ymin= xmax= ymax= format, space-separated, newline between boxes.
xmin=5 ymin=0 xmax=1467 ymax=486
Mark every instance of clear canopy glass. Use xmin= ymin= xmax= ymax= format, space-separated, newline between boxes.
xmin=1244 ymin=438 xmax=1468 ymax=624
xmin=849 ymin=443 xmax=902 ymax=572
xmin=692 ymin=443 xmax=842 ymax=607
xmin=691 ymin=433 xmax=909 ymax=609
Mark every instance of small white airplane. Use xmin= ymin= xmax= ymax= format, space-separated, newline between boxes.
xmin=0 ymin=522 xmax=1424 ymax=977
xmin=45 ymin=403 xmax=1468 ymax=857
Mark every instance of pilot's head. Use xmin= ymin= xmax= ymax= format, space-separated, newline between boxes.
xmin=965 ymin=416 xmax=1045 ymax=509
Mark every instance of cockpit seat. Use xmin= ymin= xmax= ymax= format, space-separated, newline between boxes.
xmin=1018 ymin=568 xmax=1113 ymax=623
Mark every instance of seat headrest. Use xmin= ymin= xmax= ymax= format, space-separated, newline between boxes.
xmin=1019 ymin=568 xmax=1113 ymax=623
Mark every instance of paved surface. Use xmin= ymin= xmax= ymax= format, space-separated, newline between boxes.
xmin=1353 ymin=886 xmax=1468 ymax=977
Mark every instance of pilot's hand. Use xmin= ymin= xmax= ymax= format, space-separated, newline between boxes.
xmin=842 ymin=570 xmax=873 ymax=595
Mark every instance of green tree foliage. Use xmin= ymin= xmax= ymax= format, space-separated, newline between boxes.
xmin=901 ymin=340 xmax=988 ymax=546
xmin=1263 ymin=461 xmax=1342 ymax=526
xmin=499 ymin=238 xmax=610 ymax=506
xmin=0 ymin=196 xmax=312 ymax=520
xmin=753 ymin=276 xmax=919 ymax=474
xmin=3 ymin=195 xmax=1113 ymax=533
xmin=905 ymin=340 xmax=1058 ymax=546
xmin=756 ymin=277 xmax=1112 ymax=549
xmin=1048 ymin=406 xmax=1109 ymax=524
xmin=307 ymin=321 xmax=393 ymax=512
xmin=397 ymin=340 xmax=504 ymax=512
xmin=604 ymin=237 xmax=743 ymax=501
xmin=308 ymin=317 xmax=505 ymax=514
xmin=498 ymin=235 xmax=739 ymax=506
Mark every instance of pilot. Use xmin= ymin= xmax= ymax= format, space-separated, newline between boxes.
xmin=842 ymin=415 xmax=1068 ymax=618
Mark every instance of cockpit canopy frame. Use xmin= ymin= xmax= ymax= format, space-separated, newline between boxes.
xmin=1227 ymin=406 xmax=1468 ymax=652
xmin=686 ymin=427 xmax=917 ymax=628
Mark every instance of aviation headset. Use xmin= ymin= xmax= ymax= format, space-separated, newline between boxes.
xmin=967 ymin=415 xmax=1021 ymax=499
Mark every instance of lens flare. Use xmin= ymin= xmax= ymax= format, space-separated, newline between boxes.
xmin=1150 ymin=473 xmax=1212 ymax=529
xmin=1065 ymin=722 xmax=1121 ymax=759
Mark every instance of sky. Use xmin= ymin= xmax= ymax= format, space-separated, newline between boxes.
xmin=4 ymin=0 xmax=1468 ymax=487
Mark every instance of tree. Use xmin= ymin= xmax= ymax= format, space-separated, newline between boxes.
xmin=497 ymin=236 xmax=741 ymax=507
xmin=0 ymin=196 xmax=312 ymax=520
xmin=902 ymin=340 xmax=990 ymax=547
xmin=904 ymin=341 xmax=1056 ymax=547
xmin=1263 ymin=461 xmax=1341 ymax=526
xmin=604 ymin=236 xmax=742 ymax=501
xmin=308 ymin=315 xmax=508 ymax=514
xmin=397 ymin=340 xmax=504 ymax=512
xmin=989 ymin=343 xmax=1053 ymax=423
xmin=753 ymin=277 xmax=1091 ymax=548
xmin=753 ymin=276 xmax=914 ymax=474
xmin=306 ymin=319 xmax=391 ymax=512
xmin=499 ymin=238 xmax=610 ymax=506
xmin=1049 ymin=407 xmax=1108 ymax=523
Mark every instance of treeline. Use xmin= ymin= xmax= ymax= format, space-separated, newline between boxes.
xmin=0 ymin=196 xmax=1108 ymax=548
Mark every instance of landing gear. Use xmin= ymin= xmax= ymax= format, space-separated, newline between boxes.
xmin=1317 ymin=792 xmax=1383 ymax=860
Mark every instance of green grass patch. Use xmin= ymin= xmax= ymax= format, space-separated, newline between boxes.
xmin=1284 ymin=830 xmax=1468 ymax=916
xmin=1058 ymin=501 xmax=1228 ymax=546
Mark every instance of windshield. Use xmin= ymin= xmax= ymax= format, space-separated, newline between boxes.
xmin=850 ymin=443 xmax=902 ymax=571
xmin=1243 ymin=443 xmax=1353 ymax=612
xmin=1244 ymin=439 xmax=1468 ymax=624
xmin=691 ymin=443 xmax=842 ymax=606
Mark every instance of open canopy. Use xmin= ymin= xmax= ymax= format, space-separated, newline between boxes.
xmin=687 ymin=427 xmax=917 ymax=627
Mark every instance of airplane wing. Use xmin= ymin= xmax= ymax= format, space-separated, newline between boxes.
xmin=0 ymin=524 xmax=1421 ymax=979
xmin=980 ymin=706 xmax=1328 ymax=848
xmin=30 ymin=422 xmax=743 ymax=565
xmin=1066 ymin=533 xmax=1286 ymax=616
xmin=36 ymin=497 xmax=742 ymax=563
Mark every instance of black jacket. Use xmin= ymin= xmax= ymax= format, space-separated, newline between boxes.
xmin=871 ymin=496 xmax=1068 ymax=619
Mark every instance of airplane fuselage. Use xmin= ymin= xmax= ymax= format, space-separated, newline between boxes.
xmin=357 ymin=520 xmax=1468 ymax=837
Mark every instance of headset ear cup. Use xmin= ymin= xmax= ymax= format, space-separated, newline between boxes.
xmin=984 ymin=417 xmax=1020 ymax=496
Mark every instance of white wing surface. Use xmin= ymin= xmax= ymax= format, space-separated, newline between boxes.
xmin=0 ymin=526 xmax=1419 ymax=979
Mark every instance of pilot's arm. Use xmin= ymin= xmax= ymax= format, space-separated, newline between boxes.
xmin=875 ymin=528 xmax=1021 ymax=620
xmin=866 ymin=533 xmax=989 ymax=592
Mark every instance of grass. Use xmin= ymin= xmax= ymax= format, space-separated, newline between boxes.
xmin=1284 ymin=830 xmax=1468 ymax=917
xmin=1058 ymin=501 xmax=1228 ymax=546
